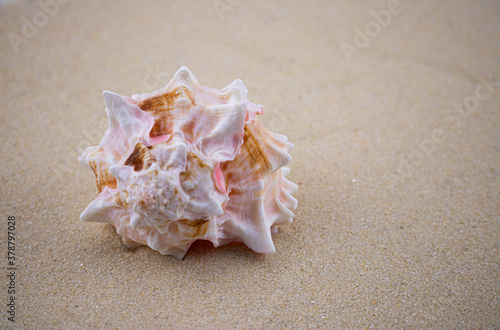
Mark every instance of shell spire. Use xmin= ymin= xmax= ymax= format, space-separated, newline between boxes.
xmin=80 ymin=66 xmax=297 ymax=259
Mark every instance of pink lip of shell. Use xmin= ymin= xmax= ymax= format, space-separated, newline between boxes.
xmin=79 ymin=66 xmax=298 ymax=259
xmin=213 ymin=163 xmax=226 ymax=194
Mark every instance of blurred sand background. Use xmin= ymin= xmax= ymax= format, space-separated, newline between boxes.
xmin=0 ymin=0 xmax=499 ymax=328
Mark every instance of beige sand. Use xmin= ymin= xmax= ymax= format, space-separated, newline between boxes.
xmin=1 ymin=0 xmax=499 ymax=328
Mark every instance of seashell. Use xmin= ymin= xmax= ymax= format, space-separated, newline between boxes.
xmin=79 ymin=66 xmax=298 ymax=259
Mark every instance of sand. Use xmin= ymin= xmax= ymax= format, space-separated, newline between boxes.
xmin=0 ymin=0 xmax=499 ymax=328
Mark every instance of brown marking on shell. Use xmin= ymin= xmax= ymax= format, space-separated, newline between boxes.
xmin=180 ymin=151 xmax=212 ymax=183
xmin=148 ymin=169 xmax=159 ymax=180
xmin=124 ymin=143 xmax=156 ymax=171
xmin=220 ymin=120 xmax=272 ymax=187
xmin=115 ymin=191 xmax=129 ymax=209
xmin=241 ymin=124 xmax=271 ymax=171
xmin=137 ymin=86 xmax=195 ymax=137
xmin=178 ymin=219 xmax=209 ymax=238
xmin=88 ymin=156 xmax=117 ymax=193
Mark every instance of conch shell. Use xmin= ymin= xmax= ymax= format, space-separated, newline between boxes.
xmin=79 ymin=66 xmax=298 ymax=259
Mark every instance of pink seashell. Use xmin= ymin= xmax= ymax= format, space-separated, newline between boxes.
xmin=79 ymin=66 xmax=298 ymax=259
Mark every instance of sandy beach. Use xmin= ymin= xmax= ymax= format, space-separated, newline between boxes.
xmin=0 ymin=0 xmax=499 ymax=328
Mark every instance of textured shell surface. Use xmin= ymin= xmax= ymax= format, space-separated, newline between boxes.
xmin=80 ymin=66 xmax=298 ymax=259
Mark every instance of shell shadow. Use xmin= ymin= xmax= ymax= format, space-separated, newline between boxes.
xmin=96 ymin=223 xmax=268 ymax=265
